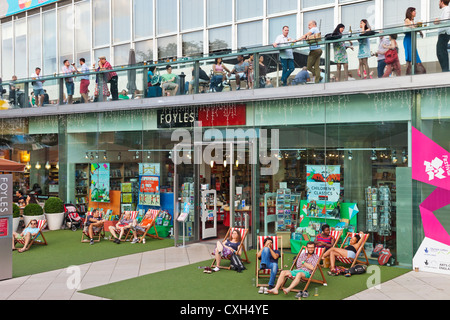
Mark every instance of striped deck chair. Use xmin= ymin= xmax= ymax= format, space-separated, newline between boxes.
xmin=211 ymin=227 xmax=250 ymax=270
xmin=335 ymin=232 xmax=370 ymax=268
xmin=330 ymin=230 xmax=343 ymax=248
xmin=135 ymin=209 xmax=163 ymax=243
xmin=109 ymin=211 xmax=139 ymax=242
xmin=81 ymin=212 xmax=105 ymax=243
xmin=15 ymin=220 xmax=48 ymax=251
xmin=282 ymin=246 xmax=327 ymax=293
xmin=256 ymin=236 xmax=283 ymax=288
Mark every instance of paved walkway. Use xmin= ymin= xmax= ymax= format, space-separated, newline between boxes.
xmin=1 ymin=241 xmax=450 ymax=300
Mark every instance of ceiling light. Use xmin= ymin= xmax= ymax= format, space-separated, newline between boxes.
xmin=348 ymin=151 xmax=353 ymax=161
xmin=371 ymin=150 xmax=377 ymax=161
xmin=35 ymin=162 xmax=41 ymax=170
xmin=45 ymin=161 xmax=51 ymax=170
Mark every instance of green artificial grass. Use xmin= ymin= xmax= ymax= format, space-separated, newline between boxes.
xmin=80 ymin=250 xmax=410 ymax=300
xmin=12 ymin=229 xmax=174 ymax=278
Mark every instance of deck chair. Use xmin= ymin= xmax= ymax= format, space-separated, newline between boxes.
xmin=282 ymin=246 xmax=327 ymax=293
xmin=134 ymin=209 xmax=163 ymax=243
xmin=256 ymin=236 xmax=283 ymax=288
xmin=211 ymin=227 xmax=250 ymax=270
xmin=81 ymin=212 xmax=106 ymax=243
xmin=330 ymin=230 xmax=343 ymax=248
xmin=15 ymin=220 xmax=48 ymax=251
xmin=335 ymin=232 xmax=370 ymax=268
xmin=109 ymin=211 xmax=139 ymax=242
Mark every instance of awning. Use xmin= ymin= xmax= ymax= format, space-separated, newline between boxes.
xmin=0 ymin=158 xmax=26 ymax=172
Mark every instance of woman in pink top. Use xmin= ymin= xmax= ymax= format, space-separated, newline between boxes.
xmin=211 ymin=58 xmax=231 ymax=92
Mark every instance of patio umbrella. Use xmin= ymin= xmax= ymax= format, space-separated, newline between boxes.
xmin=0 ymin=158 xmax=25 ymax=172
xmin=127 ymin=49 xmax=137 ymax=98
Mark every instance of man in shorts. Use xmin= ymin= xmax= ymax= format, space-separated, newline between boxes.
xmin=12 ymin=219 xmax=41 ymax=253
xmin=228 ymin=55 xmax=249 ymax=90
xmin=31 ymin=67 xmax=45 ymax=107
xmin=267 ymin=241 xmax=319 ymax=297
xmin=109 ymin=211 xmax=135 ymax=244
xmin=75 ymin=58 xmax=90 ymax=103
xmin=62 ymin=60 xmax=76 ymax=104
xmin=161 ymin=65 xmax=179 ymax=96
xmin=129 ymin=209 xmax=155 ymax=244
xmin=84 ymin=209 xmax=106 ymax=245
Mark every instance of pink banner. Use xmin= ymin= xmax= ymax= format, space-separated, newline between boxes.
xmin=412 ymin=127 xmax=450 ymax=246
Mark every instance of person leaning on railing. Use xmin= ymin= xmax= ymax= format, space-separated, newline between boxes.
xmin=435 ymin=0 xmax=450 ymax=72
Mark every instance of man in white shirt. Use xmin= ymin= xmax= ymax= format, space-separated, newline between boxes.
xmin=31 ymin=67 xmax=45 ymax=107
xmin=299 ymin=21 xmax=322 ymax=83
xmin=62 ymin=59 xmax=76 ymax=104
xmin=74 ymin=58 xmax=90 ymax=103
xmin=435 ymin=0 xmax=450 ymax=72
xmin=273 ymin=26 xmax=298 ymax=86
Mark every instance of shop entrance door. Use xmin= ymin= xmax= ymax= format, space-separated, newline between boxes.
xmin=201 ymin=189 xmax=217 ymax=239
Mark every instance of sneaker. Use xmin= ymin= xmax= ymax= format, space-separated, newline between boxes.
xmin=264 ymin=287 xmax=269 ymax=295
xmin=295 ymin=291 xmax=303 ymax=299
xmin=302 ymin=290 xmax=309 ymax=298
xmin=131 ymin=238 xmax=139 ymax=244
xmin=114 ymin=238 xmax=121 ymax=244
xmin=258 ymin=287 xmax=265 ymax=294
xmin=90 ymin=239 xmax=94 ymax=245
xmin=236 ymin=86 xmax=240 ymax=90
xmin=213 ymin=267 xmax=220 ymax=272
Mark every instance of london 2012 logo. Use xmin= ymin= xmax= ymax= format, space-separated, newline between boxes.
xmin=424 ymin=156 xmax=450 ymax=181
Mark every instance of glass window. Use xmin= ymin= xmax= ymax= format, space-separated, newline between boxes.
xmin=28 ymin=15 xmax=41 ymax=77
xmin=94 ymin=48 xmax=111 ymax=65
xmin=341 ymin=1 xmax=375 ymax=33
xmin=237 ymin=21 xmax=263 ymax=49
xmin=157 ymin=0 xmax=177 ymax=35
xmin=2 ymin=23 xmax=13 ymax=80
xmin=113 ymin=0 xmax=131 ymax=43
xmin=303 ymin=8 xmax=334 ymax=36
xmin=383 ymin=0 xmax=421 ymax=28
xmin=43 ymin=10 xmax=57 ymax=75
xmin=181 ymin=0 xmax=204 ymax=30
xmin=207 ymin=0 xmax=232 ymax=26
xmin=209 ymin=26 xmax=232 ymax=52
xmin=182 ymin=31 xmax=204 ymax=56
xmin=114 ymin=44 xmax=131 ymax=66
xmin=93 ymin=0 xmax=110 ymax=47
xmin=236 ymin=0 xmax=263 ymax=21
xmin=430 ymin=1 xmax=442 ymax=23
xmin=268 ymin=0 xmax=297 ymax=15
xmin=302 ymin=0 xmax=334 ymax=9
xmin=158 ymin=36 xmax=177 ymax=59
xmin=58 ymin=6 xmax=74 ymax=67
xmin=75 ymin=1 xmax=91 ymax=59
xmin=135 ymin=40 xmax=154 ymax=62
xmin=14 ymin=19 xmax=27 ymax=79
xmin=133 ymin=0 xmax=153 ymax=39
xmin=269 ymin=15 xmax=297 ymax=44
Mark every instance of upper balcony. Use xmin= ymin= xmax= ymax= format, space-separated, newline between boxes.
xmin=1 ymin=21 xmax=450 ymax=119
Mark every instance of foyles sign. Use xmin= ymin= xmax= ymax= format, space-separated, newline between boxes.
xmin=0 ymin=175 xmax=12 ymax=217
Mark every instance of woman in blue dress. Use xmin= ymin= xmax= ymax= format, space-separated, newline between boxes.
xmin=358 ymin=19 xmax=372 ymax=79
xmin=404 ymin=7 xmax=423 ymax=74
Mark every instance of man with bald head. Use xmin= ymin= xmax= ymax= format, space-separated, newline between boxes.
xmin=299 ymin=21 xmax=323 ymax=83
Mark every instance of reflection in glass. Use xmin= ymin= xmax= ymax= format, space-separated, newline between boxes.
xmin=43 ymin=10 xmax=57 ymax=75
xmin=113 ymin=0 xmax=131 ymax=43
xmin=75 ymin=1 xmax=91 ymax=63
xmin=1 ymin=23 xmax=13 ymax=80
xmin=302 ymin=0 xmax=333 ymax=8
xmin=236 ymin=0 xmax=263 ymax=21
xmin=15 ymin=19 xmax=27 ymax=79
xmin=59 ymin=6 xmax=74 ymax=67
xmin=182 ymin=31 xmax=204 ymax=56
xmin=158 ymin=36 xmax=177 ymax=60
xmin=209 ymin=27 xmax=232 ymax=53
xmin=135 ymin=40 xmax=154 ymax=62
xmin=383 ymin=0 xmax=421 ymax=28
xmin=28 ymin=15 xmax=41 ymax=77
xmin=237 ymin=21 xmax=263 ymax=49
xmin=268 ymin=0 xmax=296 ymax=14
xmin=93 ymin=0 xmax=110 ymax=47
xmin=114 ymin=44 xmax=131 ymax=66
xmin=181 ymin=0 xmax=204 ymax=30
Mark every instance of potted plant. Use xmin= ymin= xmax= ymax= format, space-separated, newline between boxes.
xmin=44 ymin=197 xmax=65 ymax=230
xmin=13 ymin=203 xmax=21 ymax=232
xmin=23 ymin=203 xmax=45 ymax=227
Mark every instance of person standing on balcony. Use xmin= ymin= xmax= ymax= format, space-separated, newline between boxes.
xmin=273 ymin=26 xmax=297 ymax=86
xmin=99 ymin=56 xmax=118 ymax=100
xmin=299 ymin=21 xmax=323 ymax=83
xmin=62 ymin=60 xmax=76 ymax=104
xmin=375 ymin=36 xmax=391 ymax=78
xmin=357 ymin=19 xmax=372 ymax=80
xmin=404 ymin=7 xmax=424 ymax=75
xmin=31 ymin=67 xmax=45 ymax=107
xmin=74 ymin=58 xmax=91 ymax=103
xmin=435 ymin=0 xmax=450 ymax=72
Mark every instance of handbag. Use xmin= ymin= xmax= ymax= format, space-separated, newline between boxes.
xmin=151 ymin=74 xmax=162 ymax=86
xmin=384 ymin=49 xmax=398 ymax=64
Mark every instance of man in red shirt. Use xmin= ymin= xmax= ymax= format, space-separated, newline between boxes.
xmin=98 ymin=56 xmax=118 ymax=100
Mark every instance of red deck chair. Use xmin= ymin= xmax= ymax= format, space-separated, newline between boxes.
xmin=135 ymin=209 xmax=164 ymax=243
xmin=81 ymin=212 xmax=105 ymax=243
xmin=211 ymin=227 xmax=250 ymax=270
xmin=15 ymin=219 xmax=48 ymax=250
xmin=256 ymin=235 xmax=283 ymax=288
xmin=335 ymin=232 xmax=370 ymax=268
xmin=109 ymin=211 xmax=139 ymax=242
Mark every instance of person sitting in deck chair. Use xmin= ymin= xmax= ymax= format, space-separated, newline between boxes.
xmin=12 ymin=219 xmax=40 ymax=253
xmin=85 ymin=209 xmax=106 ymax=245
xmin=109 ymin=211 xmax=135 ymax=244
xmin=212 ymin=229 xmax=242 ymax=272
xmin=129 ymin=210 xmax=156 ymax=244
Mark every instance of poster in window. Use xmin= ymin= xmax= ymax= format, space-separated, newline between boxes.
xmin=90 ymin=163 xmax=110 ymax=203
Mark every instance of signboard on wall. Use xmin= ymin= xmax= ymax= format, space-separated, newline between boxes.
xmin=90 ymin=163 xmax=110 ymax=203
xmin=0 ymin=175 xmax=13 ymax=281
xmin=306 ymin=165 xmax=341 ymax=203
xmin=0 ymin=0 xmax=59 ymax=18
xmin=412 ymin=127 xmax=450 ymax=275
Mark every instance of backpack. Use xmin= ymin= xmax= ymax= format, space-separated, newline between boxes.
xmin=229 ymin=253 xmax=246 ymax=273
xmin=371 ymin=244 xmax=384 ymax=258
xmin=348 ymin=264 xmax=367 ymax=275
xmin=378 ymin=248 xmax=392 ymax=266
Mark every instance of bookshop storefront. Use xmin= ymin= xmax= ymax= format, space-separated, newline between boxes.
xmin=7 ymin=87 xmax=443 ymax=267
